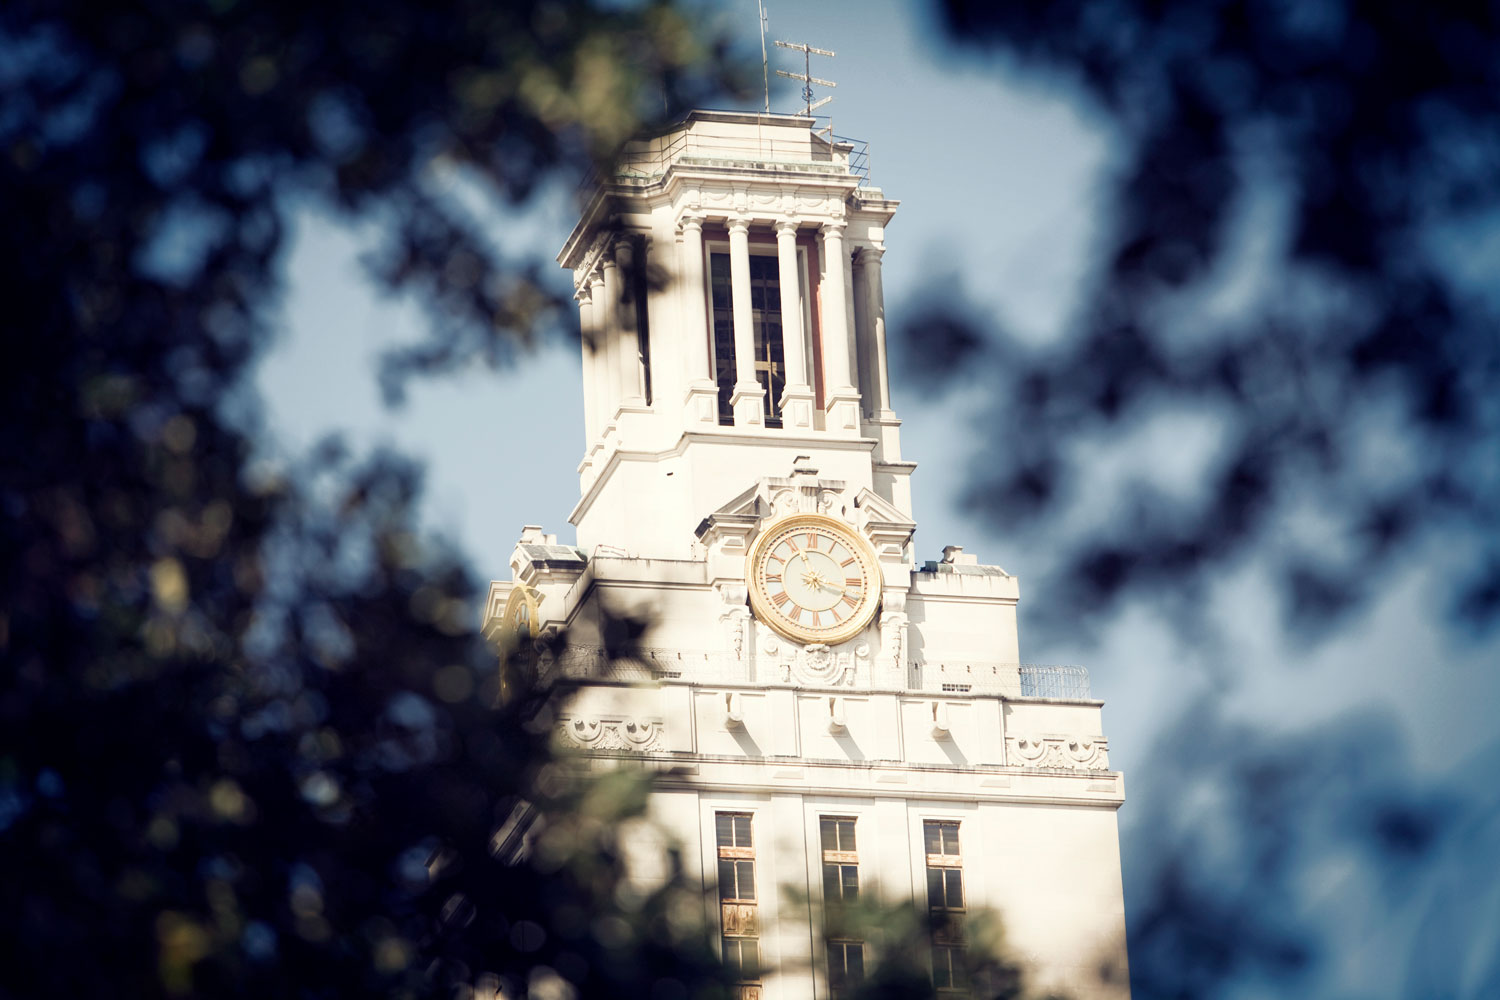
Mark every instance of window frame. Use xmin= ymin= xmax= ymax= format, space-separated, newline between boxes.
xmin=702 ymin=238 xmax=813 ymax=426
xmin=923 ymin=819 xmax=969 ymax=991
xmin=820 ymin=815 xmax=865 ymax=996
xmin=827 ymin=938 xmax=865 ymax=995
xmin=716 ymin=811 xmax=762 ymax=986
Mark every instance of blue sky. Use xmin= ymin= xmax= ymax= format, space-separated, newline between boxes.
xmin=252 ymin=0 xmax=1500 ymax=986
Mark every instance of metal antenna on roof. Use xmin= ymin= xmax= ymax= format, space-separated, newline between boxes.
xmin=774 ymin=39 xmax=836 ymax=134
xmin=757 ymin=0 xmax=771 ymax=114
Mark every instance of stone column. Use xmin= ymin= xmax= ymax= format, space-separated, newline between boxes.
xmin=588 ymin=274 xmax=609 ymax=435
xmin=576 ymin=284 xmax=598 ymax=445
xmin=820 ymin=222 xmax=860 ymax=433
xmin=856 ymin=246 xmax=893 ymax=417
xmin=775 ymin=220 xmax=814 ymax=429
xmin=638 ymin=235 xmax=660 ymax=406
xmin=679 ymin=214 xmax=718 ymax=426
xmin=612 ymin=238 xmax=645 ymax=407
xmin=727 ymin=218 xmax=765 ymax=427
xmin=599 ymin=256 xmax=621 ymax=428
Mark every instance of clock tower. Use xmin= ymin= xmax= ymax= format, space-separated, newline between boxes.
xmin=486 ymin=111 xmax=1129 ymax=1000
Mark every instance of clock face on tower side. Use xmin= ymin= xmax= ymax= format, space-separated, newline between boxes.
xmin=746 ymin=513 xmax=882 ymax=646
xmin=498 ymin=584 xmax=540 ymax=652
xmin=495 ymin=584 xmax=541 ymax=705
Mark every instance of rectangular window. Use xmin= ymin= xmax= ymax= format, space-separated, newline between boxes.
xmin=717 ymin=812 xmax=753 ymax=849
xmin=828 ymin=940 xmax=865 ymax=994
xmin=718 ymin=812 xmax=761 ymax=984
xmin=821 ymin=816 xmax=856 ymax=853
xmin=748 ymin=254 xmax=785 ymax=427
xmin=924 ymin=821 xmax=967 ymax=992
xmin=820 ymin=816 xmax=859 ymax=904
xmin=708 ymin=251 xmax=785 ymax=427
xmin=924 ymin=820 xmax=961 ymax=858
xmin=926 ymin=866 xmax=964 ymax=910
xmin=722 ymin=936 xmax=760 ymax=982
xmin=709 ymin=253 xmax=735 ymax=425
xmin=631 ymin=241 xmax=652 ymax=406
xmin=719 ymin=858 xmax=756 ymax=901
xmin=932 ymin=944 xmax=967 ymax=991
xmin=821 ymin=816 xmax=863 ymax=997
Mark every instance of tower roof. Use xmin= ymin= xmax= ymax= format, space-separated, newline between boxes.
xmin=558 ymin=109 xmax=892 ymax=271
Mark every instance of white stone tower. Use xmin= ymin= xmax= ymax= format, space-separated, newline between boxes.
xmin=485 ymin=111 xmax=1129 ymax=1000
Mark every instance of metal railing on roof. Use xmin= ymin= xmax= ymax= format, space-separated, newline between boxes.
xmin=597 ymin=126 xmax=868 ymax=187
xmin=914 ymin=661 xmax=1092 ymax=699
xmin=1019 ymin=664 xmax=1092 ymax=699
xmin=532 ymin=646 xmax=1091 ymax=699
xmin=838 ymin=136 xmax=870 ymax=186
xmin=815 ymin=123 xmax=870 ymax=186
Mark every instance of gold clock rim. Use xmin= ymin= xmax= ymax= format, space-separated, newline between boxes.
xmin=745 ymin=512 xmax=883 ymax=647
xmin=499 ymin=583 xmax=541 ymax=648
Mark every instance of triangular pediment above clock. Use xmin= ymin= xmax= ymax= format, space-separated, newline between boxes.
xmin=704 ymin=483 xmax=769 ymax=520
xmin=853 ymin=488 xmax=916 ymax=558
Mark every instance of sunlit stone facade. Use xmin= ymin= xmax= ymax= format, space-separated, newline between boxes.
xmin=485 ymin=111 xmax=1129 ymax=999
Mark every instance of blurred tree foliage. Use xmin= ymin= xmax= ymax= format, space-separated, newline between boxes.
xmin=815 ymin=895 xmax=1073 ymax=1000
xmin=923 ymin=4 xmax=1500 ymax=999
xmin=0 ymin=1 xmax=752 ymax=997
xmin=926 ymin=0 xmax=1500 ymax=641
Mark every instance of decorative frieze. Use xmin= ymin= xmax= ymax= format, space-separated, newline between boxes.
xmin=1006 ymin=734 xmax=1110 ymax=771
xmin=555 ymin=715 xmax=664 ymax=753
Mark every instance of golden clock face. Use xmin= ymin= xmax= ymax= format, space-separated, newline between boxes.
xmin=498 ymin=584 xmax=540 ymax=652
xmin=746 ymin=513 xmax=882 ymax=645
xmin=495 ymin=584 xmax=541 ymax=705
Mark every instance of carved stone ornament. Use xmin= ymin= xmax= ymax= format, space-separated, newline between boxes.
xmin=1007 ymin=735 xmax=1110 ymax=771
xmin=716 ymin=582 xmax=750 ymax=659
xmin=720 ymin=607 xmax=748 ymax=659
xmin=878 ymin=611 xmax=908 ymax=669
xmin=786 ymin=643 xmax=858 ymax=686
xmin=754 ymin=620 xmax=780 ymax=656
xmin=770 ymin=488 xmax=799 ymax=519
xmin=794 ymin=643 xmax=839 ymax=685
xmin=555 ymin=716 xmax=664 ymax=753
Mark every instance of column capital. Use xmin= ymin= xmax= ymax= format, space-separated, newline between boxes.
xmin=727 ymin=216 xmax=752 ymax=237
xmin=611 ymin=234 xmax=635 ymax=257
xmin=588 ymin=272 xmax=606 ymax=290
xmin=677 ymin=211 xmax=705 ymax=234
xmin=575 ymin=283 xmax=593 ymax=304
xmin=775 ymin=218 xmax=800 ymax=237
xmin=855 ymin=244 xmax=885 ymax=263
xmin=820 ymin=220 xmax=847 ymax=237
